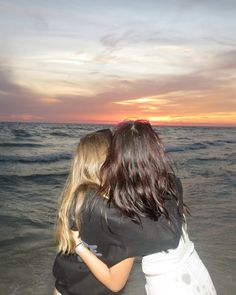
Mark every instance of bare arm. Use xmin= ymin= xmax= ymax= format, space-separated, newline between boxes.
xmin=53 ymin=288 xmax=60 ymax=295
xmin=72 ymin=231 xmax=134 ymax=292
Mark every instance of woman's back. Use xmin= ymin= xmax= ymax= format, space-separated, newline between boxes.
xmin=53 ymin=186 xmax=182 ymax=295
xmin=79 ymin=187 xmax=182 ymax=263
xmin=100 ymin=120 xmax=216 ymax=295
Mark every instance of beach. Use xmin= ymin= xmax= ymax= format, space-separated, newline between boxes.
xmin=0 ymin=122 xmax=235 ymax=295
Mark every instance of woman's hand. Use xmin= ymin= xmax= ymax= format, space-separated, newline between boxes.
xmin=70 ymin=230 xmax=134 ymax=292
xmin=71 ymin=230 xmax=81 ymax=245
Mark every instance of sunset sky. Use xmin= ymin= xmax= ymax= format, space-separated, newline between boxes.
xmin=0 ymin=0 xmax=236 ymax=126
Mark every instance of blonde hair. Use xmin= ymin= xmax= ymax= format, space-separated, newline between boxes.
xmin=55 ymin=129 xmax=112 ymax=254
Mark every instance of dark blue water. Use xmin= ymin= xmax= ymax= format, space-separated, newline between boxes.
xmin=0 ymin=122 xmax=235 ymax=295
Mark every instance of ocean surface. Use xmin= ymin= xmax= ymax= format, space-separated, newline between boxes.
xmin=0 ymin=122 xmax=235 ymax=295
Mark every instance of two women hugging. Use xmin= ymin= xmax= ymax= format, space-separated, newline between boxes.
xmin=53 ymin=120 xmax=216 ymax=295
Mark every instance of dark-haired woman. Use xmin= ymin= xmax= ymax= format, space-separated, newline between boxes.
xmin=71 ymin=120 xmax=216 ymax=295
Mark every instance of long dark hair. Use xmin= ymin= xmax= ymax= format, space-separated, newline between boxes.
xmin=101 ymin=120 xmax=185 ymax=224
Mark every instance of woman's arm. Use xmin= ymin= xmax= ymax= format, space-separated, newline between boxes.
xmin=72 ymin=231 xmax=134 ymax=292
xmin=53 ymin=288 xmax=60 ymax=295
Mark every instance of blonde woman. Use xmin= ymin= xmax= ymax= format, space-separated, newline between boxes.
xmin=53 ymin=129 xmax=139 ymax=295
xmin=53 ymin=128 xmax=182 ymax=295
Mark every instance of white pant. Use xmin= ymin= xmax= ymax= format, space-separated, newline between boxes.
xmin=144 ymin=249 xmax=216 ymax=295
xmin=142 ymin=226 xmax=216 ymax=295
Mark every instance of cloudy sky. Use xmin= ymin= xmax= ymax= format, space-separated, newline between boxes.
xmin=0 ymin=0 xmax=236 ymax=125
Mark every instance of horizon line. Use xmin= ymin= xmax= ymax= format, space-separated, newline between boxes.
xmin=0 ymin=120 xmax=235 ymax=128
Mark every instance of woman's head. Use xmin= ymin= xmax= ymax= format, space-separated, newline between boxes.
xmin=108 ymin=120 xmax=168 ymax=172
xmin=101 ymin=120 xmax=178 ymax=223
xmin=56 ymin=129 xmax=112 ymax=254
xmin=72 ymin=128 xmax=112 ymax=188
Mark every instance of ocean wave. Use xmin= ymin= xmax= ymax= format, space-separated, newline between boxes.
xmin=0 ymin=214 xmax=46 ymax=228
xmin=0 ymin=172 xmax=68 ymax=185
xmin=193 ymin=157 xmax=222 ymax=162
xmin=0 ymin=142 xmax=44 ymax=148
xmin=185 ymin=157 xmax=227 ymax=167
xmin=203 ymin=139 xmax=236 ymax=146
xmin=50 ymin=131 xmax=72 ymax=137
xmin=11 ymin=129 xmax=32 ymax=138
xmin=166 ymin=139 xmax=236 ymax=153
xmin=0 ymin=152 xmax=72 ymax=164
xmin=166 ymin=142 xmax=207 ymax=153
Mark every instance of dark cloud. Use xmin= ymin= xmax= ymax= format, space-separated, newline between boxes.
xmin=205 ymin=37 xmax=236 ymax=47
xmin=30 ymin=12 xmax=49 ymax=31
xmin=215 ymin=50 xmax=236 ymax=70
xmin=100 ymin=29 xmax=189 ymax=51
xmin=51 ymin=68 xmax=236 ymax=119
xmin=0 ymin=63 xmax=45 ymax=115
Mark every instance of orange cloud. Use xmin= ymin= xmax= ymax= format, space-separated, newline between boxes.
xmin=1 ymin=49 xmax=236 ymax=126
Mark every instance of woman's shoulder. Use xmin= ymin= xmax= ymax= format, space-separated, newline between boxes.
xmin=169 ymin=173 xmax=182 ymax=186
xmin=81 ymin=188 xmax=108 ymax=215
xmin=82 ymin=188 xmax=134 ymax=236
xmin=81 ymin=187 xmax=123 ymax=227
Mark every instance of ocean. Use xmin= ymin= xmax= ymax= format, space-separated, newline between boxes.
xmin=0 ymin=122 xmax=235 ymax=295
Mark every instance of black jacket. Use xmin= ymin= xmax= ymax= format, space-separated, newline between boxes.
xmin=53 ymin=178 xmax=183 ymax=295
